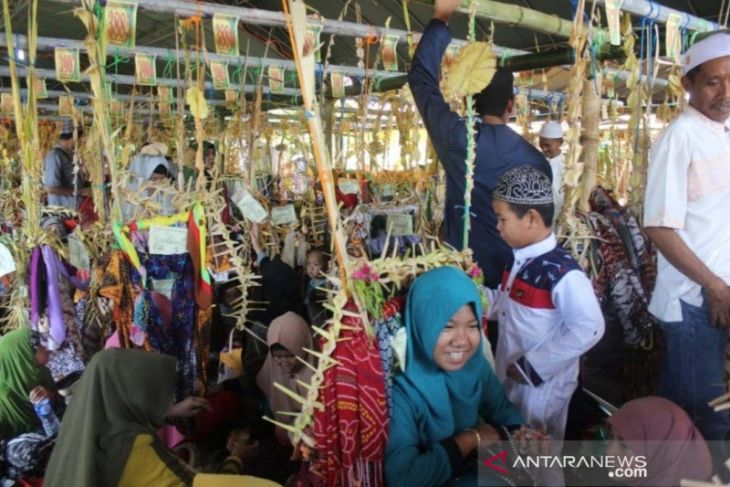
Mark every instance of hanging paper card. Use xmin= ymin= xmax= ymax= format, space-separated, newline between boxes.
xmin=330 ymin=72 xmax=345 ymax=98
xmin=382 ymin=34 xmax=399 ymax=71
xmin=0 ymin=242 xmax=16 ymax=278
xmin=135 ymin=53 xmax=157 ymax=86
xmin=337 ymin=178 xmax=359 ymax=195
xmin=58 ymin=96 xmax=74 ymax=117
xmin=67 ymin=234 xmax=91 ymax=271
xmin=268 ymin=65 xmax=285 ymax=94
xmin=148 ymin=225 xmax=188 ymax=255
xmin=304 ymin=22 xmax=323 ymax=62
xmin=0 ymin=94 xmax=13 ymax=115
xmin=605 ymin=0 xmax=624 ymax=46
xmin=235 ymin=191 xmax=268 ymax=223
xmin=666 ymin=12 xmax=683 ymax=61
xmin=104 ymin=0 xmax=138 ymax=48
xmin=271 ymin=204 xmax=298 ymax=225
xmin=387 ymin=213 xmax=414 ymax=236
xmin=213 ymin=13 xmax=239 ymax=56
xmin=210 ymin=61 xmax=230 ymax=90
xmin=55 ymin=48 xmax=81 ymax=83
xmin=225 ymin=89 xmax=238 ymax=109
xmin=152 ymin=278 xmax=175 ymax=300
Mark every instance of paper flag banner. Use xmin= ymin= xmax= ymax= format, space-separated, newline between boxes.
xmin=104 ymin=0 xmax=138 ymax=48
xmin=304 ymin=22 xmax=323 ymax=62
xmin=605 ymin=0 xmax=624 ymax=46
xmin=382 ymin=34 xmax=399 ymax=71
xmin=268 ymin=65 xmax=286 ymax=94
xmin=271 ymin=204 xmax=298 ymax=226
xmin=330 ymin=72 xmax=345 ymax=98
xmin=135 ymin=53 xmax=157 ymax=86
xmin=666 ymin=12 xmax=683 ymax=61
xmin=210 ymin=60 xmax=231 ymax=90
xmin=213 ymin=13 xmax=239 ymax=56
xmin=0 ymin=94 xmax=13 ymax=115
xmin=58 ymin=96 xmax=74 ymax=116
xmin=225 ymin=89 xmax=238 ymax=109
xmin=30 ymin=77 xmax=48 ymax=99
xmin=55 ymin=48 xmax=81 ymax=83
xmin=158 ymin=86 xmax=173 ymax=103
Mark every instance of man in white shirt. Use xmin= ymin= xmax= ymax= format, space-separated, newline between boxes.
xmin=538 ymin=121 xmax=565 ymax=224
xmin=643 ymin=32 xmax=730 ymax=469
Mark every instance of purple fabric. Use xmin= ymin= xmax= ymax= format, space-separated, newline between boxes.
xmin=29 ymin=245 xmax=90 ymax=349
xmin=30 ymin=247 xmax=41 ymax=325
xmin=41 ymin=246 xmax=66 ymax=347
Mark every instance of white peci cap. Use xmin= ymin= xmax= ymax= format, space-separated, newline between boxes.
xmin=682 ymin=32 xmax=730 ymax=76
xmin=539 ymin=121 xmax=563 ymax=139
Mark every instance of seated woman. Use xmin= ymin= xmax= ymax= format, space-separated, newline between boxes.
xmin=44 ymin=349 xmax=266 ymax=486
xmin=385 ymin=266 xmax=528 ymax=487
xmin=606 ymin=396 xmax=713 ymax=486
xmin=0 ymin=327 xmax=58 ymax=480
xmin=255 ymin=312 xmax=315 ymax=447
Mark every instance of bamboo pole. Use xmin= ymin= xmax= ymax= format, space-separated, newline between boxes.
xmin=578 ymin=73 xmax=602 ymax=212
xmin=281 ymin=0 xmax=350 ymax=292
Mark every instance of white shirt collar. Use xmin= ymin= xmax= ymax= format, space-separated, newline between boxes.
xmin=513 ymin=233 xmax=557 ymax=263
xmin=685 ymin=105 xmax=730 ymax=133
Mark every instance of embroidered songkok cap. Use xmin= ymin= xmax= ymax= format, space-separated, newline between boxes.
xmin=494 ymin=165 xmax=553 ymax=205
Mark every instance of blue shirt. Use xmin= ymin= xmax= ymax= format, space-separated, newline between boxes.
xmin=408 ymin=19 xmax=552 ymax=288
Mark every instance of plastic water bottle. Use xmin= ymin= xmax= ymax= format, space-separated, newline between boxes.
xmin=33 ymin=398 xmax=60 ymax=437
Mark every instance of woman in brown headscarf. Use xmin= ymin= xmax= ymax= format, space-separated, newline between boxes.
xmin=255 ymin=312 xmax=315 ymax=447
xmin=607 ymin=396 xmax=713 ymax=486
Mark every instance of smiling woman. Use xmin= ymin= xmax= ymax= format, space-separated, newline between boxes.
xmin=384 ymin=266 xmax=525 ymax=487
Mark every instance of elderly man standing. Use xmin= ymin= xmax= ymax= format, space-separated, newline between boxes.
xmin=644 ymin=32 xmax=730 ymax=470
xmin=539 ymin=121 xmax=565 ymax=222
xmin=43 ymin=118 xmax=90 ymax=210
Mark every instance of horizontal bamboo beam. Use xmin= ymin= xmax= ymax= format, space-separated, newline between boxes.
xmin=2 ymin=34 xmax=404 ymax=82
xmin=47 ymin=0 xmax=513 ymax=55
xmin=0 ymin=65 xmax=300 ymax=96
xmin=589 ymin=0 xmax=719 ymax=32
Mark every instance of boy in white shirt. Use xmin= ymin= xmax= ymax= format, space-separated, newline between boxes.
xmin=488 ymin=166 xmax=605 ymax=441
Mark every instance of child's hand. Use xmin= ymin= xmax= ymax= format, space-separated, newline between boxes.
xmin=165 ymin=396 xmax=211 ymax=418
xmin=513 ymin=426 xmax=551 ymax=455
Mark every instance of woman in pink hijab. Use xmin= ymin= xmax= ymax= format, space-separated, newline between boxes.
xmin=255 ymin=312 xmax=315 ymax=446
xmin=607 ymin=396 xmax=713 ymax=486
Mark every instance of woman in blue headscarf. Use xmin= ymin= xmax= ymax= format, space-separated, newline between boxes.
xmin=385 ymin=266 xmax=524 ymax=486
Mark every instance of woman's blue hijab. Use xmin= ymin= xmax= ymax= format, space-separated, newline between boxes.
xmin=396 ymin=266 xmax=486 ymax=441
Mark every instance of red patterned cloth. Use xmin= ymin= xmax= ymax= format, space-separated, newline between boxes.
xmin=313 ymin=301 xmax=388 ymax=487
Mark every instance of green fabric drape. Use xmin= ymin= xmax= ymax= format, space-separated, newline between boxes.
xmin=0 ymin=327 xmax=50 ymax=439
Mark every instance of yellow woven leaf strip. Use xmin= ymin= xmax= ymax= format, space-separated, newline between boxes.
xmin=443 ymin=42 xmax=496 ymax=99
xmin=185 ymin=86 xmax=209 ymax=119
